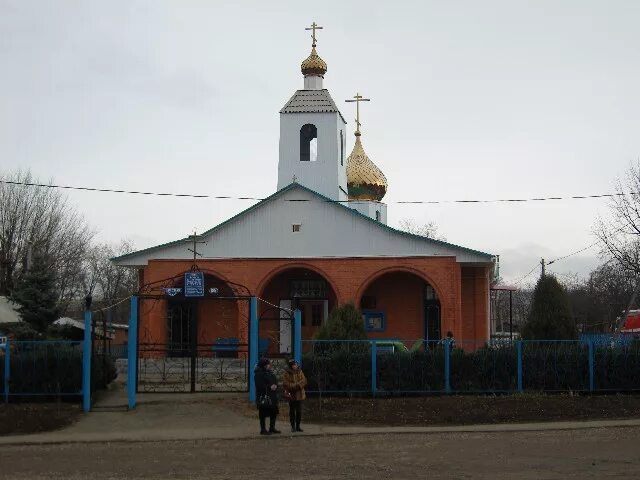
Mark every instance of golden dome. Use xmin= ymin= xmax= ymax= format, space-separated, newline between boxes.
xmin=301 ymin=46 xmax=327 ymax=77
xmin=346 ymin=136 xmax=387 ymax=201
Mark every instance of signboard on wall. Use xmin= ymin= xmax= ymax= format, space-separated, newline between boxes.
xmin=184 ymin=272 xmax=204 ymax=297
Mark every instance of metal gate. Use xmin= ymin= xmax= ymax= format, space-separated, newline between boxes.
xmin=134 ymin=269 xmax=253 ymax=393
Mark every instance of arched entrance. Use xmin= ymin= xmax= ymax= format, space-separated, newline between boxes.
xmin=258 ymin=266 xmax=337 ymax=355
xmin=136 ymin=269 xmax=251 ymax=393
xmin=358 ymin=270 xmax=442 ymax=343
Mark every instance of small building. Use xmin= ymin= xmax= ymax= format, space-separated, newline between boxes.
xmin=53 ymin=317 xmax=129 ymax=344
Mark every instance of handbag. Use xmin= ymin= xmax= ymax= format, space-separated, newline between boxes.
xmin=283 ymin=389 xmax=293 ymax=401
xmin=258 ymin=389 xmax=272 ymax=408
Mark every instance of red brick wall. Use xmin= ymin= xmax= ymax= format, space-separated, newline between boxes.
xmin=137 ymin=257 xmax=490 ymax=346
xmin=460 ymin=266 xmax=490 ymax=346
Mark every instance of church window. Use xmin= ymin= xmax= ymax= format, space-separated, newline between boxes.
xmin=292 ymin=224 xmax=301 ymax=233
xmin=300 ymin=124 xmax=318 ymax=162
xmin=375 ymin=210 xmax=381 ymax=222
xmin=340 ymin=130 xmax=344 ymax=166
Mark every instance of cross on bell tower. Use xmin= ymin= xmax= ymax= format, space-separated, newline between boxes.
xmin=305 ymin=21 xmax=323 ymax=47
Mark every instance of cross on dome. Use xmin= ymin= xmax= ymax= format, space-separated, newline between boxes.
xmin=305 ymin=21 xmax=323 ymax=47
xmin=345 ymin=92 xmax=370 ymax=137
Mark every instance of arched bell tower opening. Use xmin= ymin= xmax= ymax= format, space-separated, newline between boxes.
xmin=300 ymin=124 xmax=318 ymax=162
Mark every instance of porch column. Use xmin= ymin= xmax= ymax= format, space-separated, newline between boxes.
xmin=249 ymin=297 xmax=258 ymax=402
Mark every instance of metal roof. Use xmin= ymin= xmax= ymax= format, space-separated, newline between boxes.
xmin=280 ymin=89 xmax=346 ymax=123
xmin=112 ymin=183 xmax=495 ymax=265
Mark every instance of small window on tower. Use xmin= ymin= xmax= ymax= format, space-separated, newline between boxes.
xmin=300 ymin=124 xmax=318 ymax=162
xmin=340 ymin=130 xmax=344 ymax=166
xmin=292 ymin=224 xmax=301 ymax=233
xmin=375 ymin=210 xmax=381 ymax=222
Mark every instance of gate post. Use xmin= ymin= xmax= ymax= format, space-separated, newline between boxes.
xmin=294 ymin=309 xmax=302 ymax=366
xmin=3 ymin=338 xmax=9 ymax=404
xmin=249 ymin=297 xmax=258 ymax=402
xmin=82 ymin=310 xmax=92 ymax=412
xmin=588 ymin=339 xmax=595 ymax=392
xmin=517 ymin=340 xmax=523 ymax=393
xmin=370 ymin=340 xmax=377 ymax=396
xmin=128 ymin=296 xmax=139 ymax=410
xmin=444 ymin=338 xmax=451 ymax=393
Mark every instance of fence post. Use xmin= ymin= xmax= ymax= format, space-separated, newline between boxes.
xmin=371 ymin=340 xmax=377 ymax=396
xmin=517 ymin=340 xmax=523 ymax=393
xmin=249 ymin=296 xmax=258 ymax=402
xmin=588 ymin=339 xmax=594 ymax=392
xmin=444 ymin=338 xmax=451 ymax=393
xmin=294 ymin=309 xmax=302 ymax=366
xmin=127 ymin=296 xmax=138 ymax=410
xmin=82 ymin=310 xmax=92 ymax=412
xmin=3 ymin=338 xmax=9 ymax=404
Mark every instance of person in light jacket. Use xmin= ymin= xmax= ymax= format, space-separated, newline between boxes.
xmin=282 ymin=359 xmax=307 ymax=433
xmin=254 ymin=358 xmax=280 ymax=435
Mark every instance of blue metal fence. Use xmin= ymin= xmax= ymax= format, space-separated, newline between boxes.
xmin=1 ymin=340 xmax=83 ymax=401
xmin=300 ymin=338 xmax=640 ymax=395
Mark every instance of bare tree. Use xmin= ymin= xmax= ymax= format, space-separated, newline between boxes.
xmin=595 ymin=161 xmax=640 ymax=274
xmin=398 ymin=218 xmax=446 ymax=241
xmin=0 ymin=170 xmax=94 ymax=307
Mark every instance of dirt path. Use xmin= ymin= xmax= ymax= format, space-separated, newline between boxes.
xmin=1 ymin=427 xmax=639 ymax=479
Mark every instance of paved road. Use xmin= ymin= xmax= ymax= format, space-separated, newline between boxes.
xmin=1 ymin=427 xmax=639 ymax=479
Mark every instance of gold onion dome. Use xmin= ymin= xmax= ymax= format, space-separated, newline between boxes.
xmin=346 ymin=135 xmax=387 ymax=201
xmin=301 ymin=46 xmax=327 ymax=77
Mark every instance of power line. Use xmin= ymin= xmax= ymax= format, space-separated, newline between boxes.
xmin=1 ymin=179 xmax=638 ymax=206
xmin=547 ymin=241 xmax=601 ymax=266
xmin=513 ymin=264 xmax=540 ymax=285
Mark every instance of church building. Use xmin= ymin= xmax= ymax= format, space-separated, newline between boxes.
xmin=113 ymin=25 xmax=495 ymax=355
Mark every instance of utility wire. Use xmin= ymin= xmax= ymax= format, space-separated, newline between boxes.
xmin=1 ymin=179 xmax=637 ymax=206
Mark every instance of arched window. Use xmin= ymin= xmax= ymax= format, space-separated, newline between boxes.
xmin=375 ymin=210 xmax=381 ymax=222
xmin=340 ymin=130 xmax=344 ymax=166
xmin=300 ymin=124 xmax=318 ymax=162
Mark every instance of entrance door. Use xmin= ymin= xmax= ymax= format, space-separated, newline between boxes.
xmin=424 ymin=301 xmax=441 ymax=342
xmin=300 ymin=299 xmax=328 ymax=339
xmin=167 ymin=301 xmax=194 ymax=357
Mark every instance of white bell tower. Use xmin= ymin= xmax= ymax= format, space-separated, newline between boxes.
xmin=277 ymin=23 xmax=348 ymax=202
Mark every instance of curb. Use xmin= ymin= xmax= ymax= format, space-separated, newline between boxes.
xmin=2 ymin=418 xmax=640 ymax=447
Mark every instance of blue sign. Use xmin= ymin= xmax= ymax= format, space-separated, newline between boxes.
xmin=184 ymin=272 xmax=204 ymax=297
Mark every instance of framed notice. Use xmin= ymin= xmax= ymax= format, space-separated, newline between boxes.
xmin=184 ymin=272 xmax=204 ymax=297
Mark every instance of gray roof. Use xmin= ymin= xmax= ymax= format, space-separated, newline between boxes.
xmin=280 ymin=89 xmax=346 ymax=123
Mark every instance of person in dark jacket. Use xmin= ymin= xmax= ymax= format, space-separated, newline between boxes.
xmin=254 ymin=358 xmax=280 ymax=435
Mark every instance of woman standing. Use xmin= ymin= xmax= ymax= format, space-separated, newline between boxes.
xmin=254 ymin=358 xmax=280 ymax=435
xmin=282 ymin=359 xmax=307 ymax=433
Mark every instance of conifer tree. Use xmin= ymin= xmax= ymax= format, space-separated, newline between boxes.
xmin=314 ymin=303 xmax=367 ymax=340
xmin=11 ymin=253 xmax=60 ymax=333
xmin=521 ymin=274 xmax=576 ymax=340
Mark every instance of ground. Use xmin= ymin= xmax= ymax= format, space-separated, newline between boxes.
xmin=1 ymin=428 xmax=639 ymax=479
xmin=0 ymin=403 xmax=80 ymax=435
xmin=226 ymin=394 xmax=640 ymax=427
xmin=5 ymin=393 xmax=640 ymax=436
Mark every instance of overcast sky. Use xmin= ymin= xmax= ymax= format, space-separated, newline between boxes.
xmin=1 ymin=0 xmax=639 ymax=284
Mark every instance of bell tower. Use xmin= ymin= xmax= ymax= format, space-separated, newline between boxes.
xmin=277 ymin=23 xmax=348 ymax=201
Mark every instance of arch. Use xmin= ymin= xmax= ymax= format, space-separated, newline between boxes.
xmin=355 ymin=266 xmax=445 ymax=342
xmin=355 ymin=265 xmax=445 ymax=306
xmin=256 ymin=263 xmax=339 ymax=353
xmin=256 ymin=262 xmax=340 ymax=301
xmin=300 ymin=123 xmax=318 ymax=162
